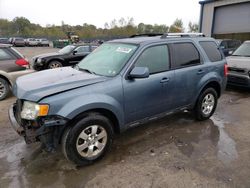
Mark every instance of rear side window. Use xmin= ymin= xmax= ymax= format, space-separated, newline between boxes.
xmin=0 ymin=49 xmax=13 ymax=60
xmin=135 ymin=45 xmax=169 ymax=74
xmin=200 ymin=41 xmax=223 ymax=62
xmin=171 ymin=43 xmax=200 ymax=69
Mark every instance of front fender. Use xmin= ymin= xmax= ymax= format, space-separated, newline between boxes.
xmin=56 ymin=94 xmax=124 ymax=127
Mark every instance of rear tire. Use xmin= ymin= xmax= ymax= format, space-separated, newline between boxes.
xmin=0 ymin=78 xmax=10 ymax=100
xmin=194 ymin=88 xmax=218 ymax=121
xmin=62 ymin=113 xmax=114 ymax=166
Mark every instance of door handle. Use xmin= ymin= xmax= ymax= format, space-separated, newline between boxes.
xmin=197 ymin=69 xmax=205 ymax=75
xmin=160 ymin=77 xmax=170 ymax=83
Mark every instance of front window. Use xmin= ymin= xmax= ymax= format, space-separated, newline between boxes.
xmin=232 ymin=42 xmax=250 ymax=57
xmin=59 ymin=45 xmax=75 ymax=54
xmin=135 ymin=45 xmax=170 ymax=74
xmin=77 ymin=43 xmax=137 ymax=76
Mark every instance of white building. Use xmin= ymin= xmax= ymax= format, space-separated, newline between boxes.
xmin=199 ymin=0 xmax=250 ymax=40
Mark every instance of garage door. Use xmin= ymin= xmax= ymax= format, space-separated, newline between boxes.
xmin=213 ymin=2 xmax=250 ymax=34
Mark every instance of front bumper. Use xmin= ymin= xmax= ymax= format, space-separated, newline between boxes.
xmin=8 ymin=103 xmax=68 ymax=147
xmin=8 ymin=104 xmax=24 ymax=135
xmin=227 ymin=73 xmax=250 ymax=88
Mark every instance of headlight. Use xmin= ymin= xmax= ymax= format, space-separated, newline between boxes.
xmin=37 ymin=58 xmax=42 ymax=63
xmin=21 ymin=101 xmax=49 ymax=120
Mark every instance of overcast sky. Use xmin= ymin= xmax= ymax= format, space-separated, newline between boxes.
xmin=0 ymin=0 xmax=201 ymax=28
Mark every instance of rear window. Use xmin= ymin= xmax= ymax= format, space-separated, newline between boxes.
xmin=227 ymin=40 xmax=241 ymax=49
xmin=199 ymin=41 xmax=223 ymax=62
xmin=10 ymin=47 xmax=24 ymax=58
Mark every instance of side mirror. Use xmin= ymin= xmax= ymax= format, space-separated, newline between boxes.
xmin=129 ymin=67 xmax=149 ymax=79
xmin=73 ymin=50 xmax=77 ymax=55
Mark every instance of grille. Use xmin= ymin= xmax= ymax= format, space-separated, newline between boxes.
xmin=228 ymin=67 xmax=246 ymax=73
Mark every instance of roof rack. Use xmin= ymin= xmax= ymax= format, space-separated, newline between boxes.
xmin=130 ymin=33 xmax=163 ymax=38
xmin=161 ymin=33 xmax=205 ymax=39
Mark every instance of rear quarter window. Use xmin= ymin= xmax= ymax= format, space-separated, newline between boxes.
xmin=0 ymin=49 xmax=13 ymax=60
xmin=199 ymin=41 xmax=223 ymax=62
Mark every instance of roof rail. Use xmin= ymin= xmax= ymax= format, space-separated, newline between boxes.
xmin=161 ymin=33 xmax=205 ymax=39
xmin=130 ymin=33 xmax=163 ymax=38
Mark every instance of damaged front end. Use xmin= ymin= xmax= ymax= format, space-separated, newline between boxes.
xmin=9 ymin=99 xmax=68 ymax=151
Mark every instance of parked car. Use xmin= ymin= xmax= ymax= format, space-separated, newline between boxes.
xmin=37 ymin=38 xmax=50 ymax=47
xmin=12 ymin=37 xmax=25 ymax=47
xmin=216 ymin=39 xmax=241 ymax=56
xmin=0 ymin=44 xmax=34 ymax=100
xmin=25 ymin=38 xmax=38 ymax=47
xmin=9 ymin=33 xmax=227 ymax=165
xmin=31 ymin=44 xmax=98 ymax=70
xmin=226 ymin=41 xmax=250 ymax=87
xmin=0 ymin=38 xmax=10 ymax=44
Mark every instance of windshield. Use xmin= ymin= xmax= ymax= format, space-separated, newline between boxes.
xmin=77 ymin=43 xmax=137 ymax=76
xmin=59 ymin=45 xmax=75 ymax=54
xmin=232 ymin=42 xmax=250 ymax=57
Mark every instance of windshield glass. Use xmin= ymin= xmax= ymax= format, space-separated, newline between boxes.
xmin=77 ymin=43 xmax=137 ymax=76
xmin=232 ymin=42 xmax=250 ymax=57
xmin=59 ymin=45 xmax=75 ymax=54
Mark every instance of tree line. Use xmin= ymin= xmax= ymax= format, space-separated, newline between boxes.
xmin=0 ymin=17 xmax=198 ymax=40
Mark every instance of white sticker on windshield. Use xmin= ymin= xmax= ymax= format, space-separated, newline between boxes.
xmin=116 ymin=47 xmax=132 ymax=53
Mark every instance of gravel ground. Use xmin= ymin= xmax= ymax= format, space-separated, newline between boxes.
xmin=0 ymin=47 xmax=250 ymax=188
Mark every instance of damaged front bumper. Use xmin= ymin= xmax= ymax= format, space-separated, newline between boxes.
xmin=8 ymin=104 xmax=24 ymax=136
xmin=8 ymin=103 xmax=68 ymax=148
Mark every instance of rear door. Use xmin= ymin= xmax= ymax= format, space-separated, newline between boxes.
xmin=170 ymin=42 xmax=206 ymax=108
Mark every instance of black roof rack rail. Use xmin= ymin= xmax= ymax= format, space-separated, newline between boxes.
xmin=161 ymin=33 xmax=205 ymax=39
xmin=130 ymin=33 xmax=163 ymax=38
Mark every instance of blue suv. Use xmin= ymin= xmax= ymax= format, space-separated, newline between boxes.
xmin=9 ymin=33 xmax=227 ymax=165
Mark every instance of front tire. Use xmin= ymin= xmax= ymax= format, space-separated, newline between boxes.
xmin=0 ymin=78 xmax=10 ymax=100
xmin=194 ymin=88 xmax=218 ymax=121
xmin=62 ymin=113 xmax=114 ymax=166
xmin=48 ymin=61 xmax=62 ymax=69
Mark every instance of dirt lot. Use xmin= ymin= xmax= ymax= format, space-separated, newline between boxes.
xmin=0 ymin=47 xmax=250 ymax=188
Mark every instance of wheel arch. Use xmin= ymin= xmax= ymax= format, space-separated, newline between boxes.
xmin=200 ymin=81 xmax=221 ymax=98
xmin=0 ymin=74 xmax=12 ymax=86
xmin=68 ymin=108 xmax=120 ymax=134
xmin=47 ymin=58 xmax=64 ymax=67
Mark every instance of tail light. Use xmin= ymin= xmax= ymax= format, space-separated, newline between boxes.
xmin=224 ymin=64 xmax=228 ymax=76
xmin=15 ymin=58 xmax=29 ymax=67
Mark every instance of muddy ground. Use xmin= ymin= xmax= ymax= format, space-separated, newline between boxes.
xmin=0 ymin=47 xmax=250 ymax=188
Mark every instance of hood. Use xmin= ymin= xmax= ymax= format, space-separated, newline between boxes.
xmin=33 ymin=52 xmax=61 ymax=60
xmin=13 ymin=67 xmax=108 ymax=101
xmin=226 ymin=56 xmax=250 ymax=69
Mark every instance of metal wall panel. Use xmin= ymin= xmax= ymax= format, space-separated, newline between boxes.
xmin=200 ymin=0 xmax=250 ymax=36
xmin=213 ymin=2 xmax=250 ymax=34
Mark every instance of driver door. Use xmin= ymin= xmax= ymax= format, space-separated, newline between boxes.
xmin=123 ymin=44 xmax=175 ymax=124
xmin=67 ymin=46 xmax=91 ymax=65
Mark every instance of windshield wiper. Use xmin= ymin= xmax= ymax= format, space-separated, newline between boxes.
xmin=232 ymin=54 xmax=250 ymax=57
xmin=78 ymin=67 xmax=97 ymax=75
